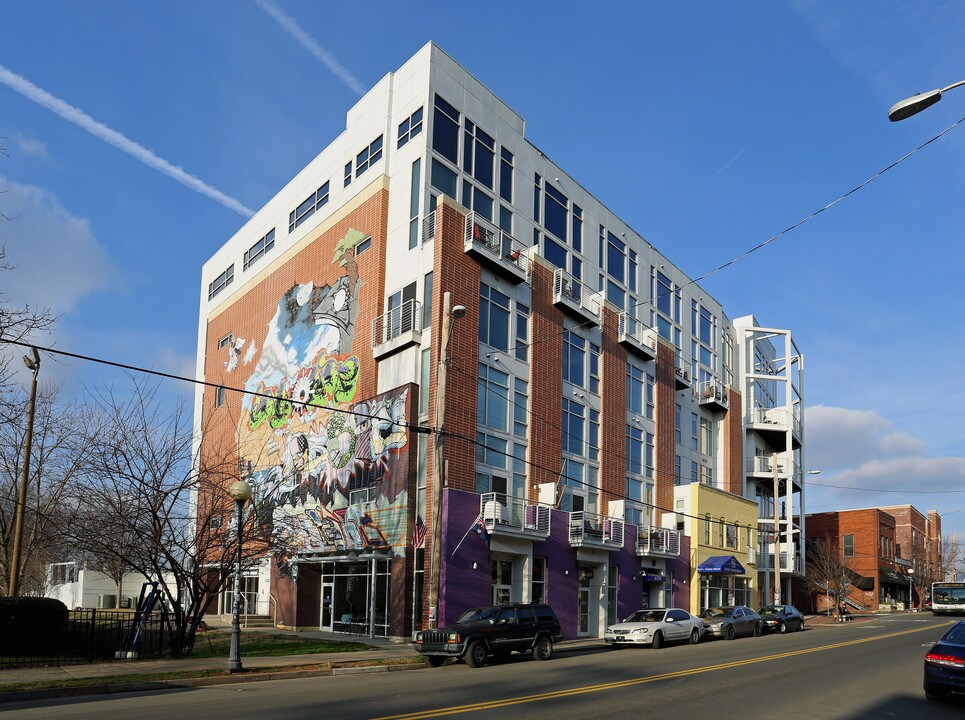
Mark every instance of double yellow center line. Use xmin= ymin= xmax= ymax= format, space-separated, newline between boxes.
xmin=374 ymin=623 xmax=947 ymax=719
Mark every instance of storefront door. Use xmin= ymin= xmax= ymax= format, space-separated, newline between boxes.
xmin=321 ymin=583 xmax=334 ymax=631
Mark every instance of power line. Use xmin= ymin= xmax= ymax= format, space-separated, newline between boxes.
xmin=808 ymin=481 xmax=965 ymax=495
xmin=450 ymin=114 xmax=965 ymax=365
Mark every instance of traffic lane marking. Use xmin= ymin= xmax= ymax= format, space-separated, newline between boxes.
xmin=372 ymin=621 xmax=952 ymax=720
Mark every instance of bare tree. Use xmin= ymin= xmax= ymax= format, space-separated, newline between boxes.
xmin=68 ymin=379 xmax=261 ymax=658
xmin=0 ymin=384 xmax=85 ymax=595
xmin=804 ymin=537 xmax=854 ymax=619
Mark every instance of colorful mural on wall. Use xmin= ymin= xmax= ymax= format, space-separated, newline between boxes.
xmin=230 ymin=229 xmax=411 ymax=564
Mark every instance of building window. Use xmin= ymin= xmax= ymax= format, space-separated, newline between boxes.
xmin=675 ymin=455 xmax=682 ymax=485
xmin=289 ymin=181 xmax=330 ymax=233
xmin=479 ymin=282 xmax=511 ymax=352
xmin=244 ymin=228 xmax=276 ymax=269
xmin=699 ymin=416 xmax=712 ymax=455
xmin=355 ymin=236 xmax=371 ymax=256
xmin=430 ymin=158 xmax=457 ymax=200
xmin=718 ymin=517 xmax=725 ymax=547
xmin=422 ymin=271 xmax=433 ymax=329
xmin=208 ymin=264 xmax=234 ymax=300
xmin=408 ymin=158 xmax=422 ymax=249
xmin=843 ymin=534 xmax=855 ymax=558
xmin=515 ymin=303 xmax=529 ymax=362
xmin=432 ymin=94 xmax=460 ymax=165
xmin=543 ymin=181 xmax=568 ymax=242
xmin=563 ymin=330 xmax=587 ymax=388
xmin=572 ymin=205 xmax=583 ymax=253
xmin=477 ymin=363 xmax=510 ymax=432
xmin=476 ymin=431 xmax=507 ymax=469
xmin=344 ymin=161 xmax=352 ymax=188
xmin=397 ymin=106 xmax=424 ymax=148
xmin=499 ymin=147 xmax=513 ymax=203
xmin=463 ymin=119 xmax=495 ymax=189
xmin=699 ymin=464 xmax=713 ymax=486
xmin=218 ymin=333 xmax=233 ymax=349
xmin=215 ymin=385 xmax=226 ymax=408
xmin=355 ymin=135 xmax=384 ymax=178
xmin=607 ymin=231 xmax=626 ymax=285
xmin=513 ymin=379 xmax=528 ymax=438
xmin=704 ymin=514 xmax=711 ymax=545
xmin=726 ymin=523 xmax=737 ymax=549
xmin=531 ymin=558 xmax=546 ymax=604
xmin=562 ymin=398 xmax=586 ymax=455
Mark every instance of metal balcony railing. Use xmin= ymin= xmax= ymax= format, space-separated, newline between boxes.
xmin=464 ymin=212 xmax=529 ymax=276
xmin=422 ymin=211 xmax=436 ymax=243
xmin=479 ymin=493 xmax=550 ymax=536
xmin=618 ymin=313 xmax=657 ymax=358
xmin=553 ymin=268 xmax=601 ymax=319
xmin=695 ymin=378 xmax=727 ymax=408
xmin=371 ymin=299 xmax=422 ymax=346
xmin=636 ymin=527 xmax=681 ymax=557
xmin=569 ymin=511 xmax=624 ymax=548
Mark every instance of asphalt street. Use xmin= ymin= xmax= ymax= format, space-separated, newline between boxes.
xmin=5 ymin=614 xmax=963 ymax=719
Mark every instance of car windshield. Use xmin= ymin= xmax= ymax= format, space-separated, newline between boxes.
xmin=700 ymin=607 xmax=732 ymax=618
xmin=625 ymin=610 xmax=666 ymax=623
xmin=457 ymin=607 xmax=498 ymax=624
xmin=759 ymin=606 xmax=783 ymax=615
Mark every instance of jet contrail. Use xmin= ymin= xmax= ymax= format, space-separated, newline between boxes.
xmin=0 ymin=64 xmax=254 ymax=218
xmin=254 ymin=0 xmax=366 ymax=96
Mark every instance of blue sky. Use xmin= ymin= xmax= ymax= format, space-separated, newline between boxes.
xmin=2 ymin=1 xmax=964 ymax=537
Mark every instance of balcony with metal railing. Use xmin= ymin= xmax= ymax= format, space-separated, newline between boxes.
xmin=463 ymin=212 xmax=529 ymax=283
xmin=748 ymin=407 xmax=803 ymax=450
xmin=553 ymin=269 xmax=602 ymax=325
xmin=479 ymin=493 xmax=551 ymax=539
xmin=747 ymin=455 xmax=803 ymax=493
xmin=372 ymin=299 xmax=423 ymax=359
xmin=569 ymin=511 xmax=624 ymax=549
xmin=422 ymin=211 xmax=436 ymax=243
xmin=695 ymin=377 xmax=728 ymax=412
xmin=618 ymin=313 xmax=657 ymax=361
xmin=636 ymin=527 xmax=680 ymax=558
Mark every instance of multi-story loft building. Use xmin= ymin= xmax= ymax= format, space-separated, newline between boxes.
xmin=880 ymin=505 xmax=943 ymax=576
xmin=194 ymin=43 xmax=805 ymax=640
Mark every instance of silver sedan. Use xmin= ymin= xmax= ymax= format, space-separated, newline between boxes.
xmin=604 ymin=608 xmax=705 ymax=649
xmin=699 ymin=605 xmax=762 ymax=639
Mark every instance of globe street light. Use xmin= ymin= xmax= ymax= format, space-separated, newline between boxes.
xmin=888 ymin=80 xmax=965 ymax=121
xmin=228 ymin=479 xmax=252 ymax=673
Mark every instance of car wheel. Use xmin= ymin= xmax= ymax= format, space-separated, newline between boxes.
xmin=753 ymin=622 xmax=762 ymax=637
xmin=465 ymin=641 xmax=487 ymax=668
xmin=725 ymin=625 xmax=736 ymax=640
xmin=689 ymin=628 xmax=700 ymax=645
xmin=798 ymin=619 xmax=805 ymax=632
xmin=425 ymin=655 xmax=445 ymax=668
xmin=779 ymin=621 xmax=787 ymax=634
xmin=651 ymin=631 xmax=664 ymax=649
xmin=532 ymin=636 xmax=553 ymax=661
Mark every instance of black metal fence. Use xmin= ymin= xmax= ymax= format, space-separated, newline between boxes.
xmin=0 ymin=608 xmax=170 ymax=668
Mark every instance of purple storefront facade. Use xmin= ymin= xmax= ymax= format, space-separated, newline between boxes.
xmin=437 ymin=489 xmax=691 ymax=638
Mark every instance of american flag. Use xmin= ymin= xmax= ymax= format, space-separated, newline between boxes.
xmin=412 ymin=515 xmax=427 ymax=549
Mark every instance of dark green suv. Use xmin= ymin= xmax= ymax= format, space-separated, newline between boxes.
xmin=413 ymin=603 xmax=563 ymax=668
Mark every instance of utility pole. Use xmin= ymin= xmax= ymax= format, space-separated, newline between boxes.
xmin=8 ymin=347 xmax=41 ymax=597
xmin=427 ymin=292 xmax=465 ymax=628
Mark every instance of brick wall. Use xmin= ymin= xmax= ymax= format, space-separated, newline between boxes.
xmin=654 ymin=339 xmax=677 ymax=524
xmin=599 ymin=305 xmax=626 ymax=508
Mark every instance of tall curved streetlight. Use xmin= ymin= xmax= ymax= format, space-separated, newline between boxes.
xmin=228 ymin=479 xmax=252 ymax=673
xmin=889 ymin=80 xmax=965 ymax=121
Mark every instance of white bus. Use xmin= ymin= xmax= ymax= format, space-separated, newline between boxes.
xmin=931 ymin=582 xmax=965 ymax=615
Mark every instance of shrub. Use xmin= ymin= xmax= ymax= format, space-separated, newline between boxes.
xmin=0 ymin=597 xmax=69 ymax=657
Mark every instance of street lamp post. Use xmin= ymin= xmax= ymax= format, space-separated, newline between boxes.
xmin=228 ymin=479 xmax=252 ymax=673
xmin=908 ymin=568 xmax=915 ymax=611
xmin=888 ymin=79 xmax=965 ymax=121
xmin=427 ymin=292 xmax=466 ymax=629
xmin=8 ymin=347 xmax=41 ymax=598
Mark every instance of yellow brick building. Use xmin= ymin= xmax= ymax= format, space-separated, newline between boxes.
xmin=674 ymin=483 xmax=759 ymax=612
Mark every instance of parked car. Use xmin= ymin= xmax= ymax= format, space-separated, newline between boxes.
xmin=604 ymin=608 xmax=704 ymax=649
xmin=413 ymin=603 xmax=563 ymax=668
xmin=700 ymin=606 xmax=762 ymax=639
xmin=757 ymin=604 xmax=805 ymax=633
xmin=924 ymin=619 xmax=965 ymax=701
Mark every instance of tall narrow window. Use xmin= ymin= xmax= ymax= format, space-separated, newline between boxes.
xmin=432 ymin=94 xmax=460 ymax=165
xmin=500 ymin=148 xmax=513 ymax=202
xmin=409 ymin=158 xmax=421 ymax=249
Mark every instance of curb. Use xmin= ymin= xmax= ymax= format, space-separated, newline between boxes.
xmin=0 ymin=661 xmax=425 ymax=705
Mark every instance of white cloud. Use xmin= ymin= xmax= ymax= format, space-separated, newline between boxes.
xmin=12 ymin=131 xmax=48 ymax=158
xmin=0 ymin=64 xmax=253 ymax=217
xmin=1 ymin=176 xmax=113 ymax=315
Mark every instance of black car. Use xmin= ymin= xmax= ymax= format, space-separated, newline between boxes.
xmin=924 ymin=620 xmax=965 ymax=701
xmin=757 ymin=604 xmax=805 ymax=633
xmin=413 ymin=603 xmax=563 ymax=668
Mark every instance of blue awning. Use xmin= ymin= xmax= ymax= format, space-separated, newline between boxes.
xmin=698 ymin=556 xmax=746 ymax=574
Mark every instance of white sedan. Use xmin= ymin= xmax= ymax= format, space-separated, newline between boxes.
xmin=604 ymin=608 xmax=705 ymax=649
